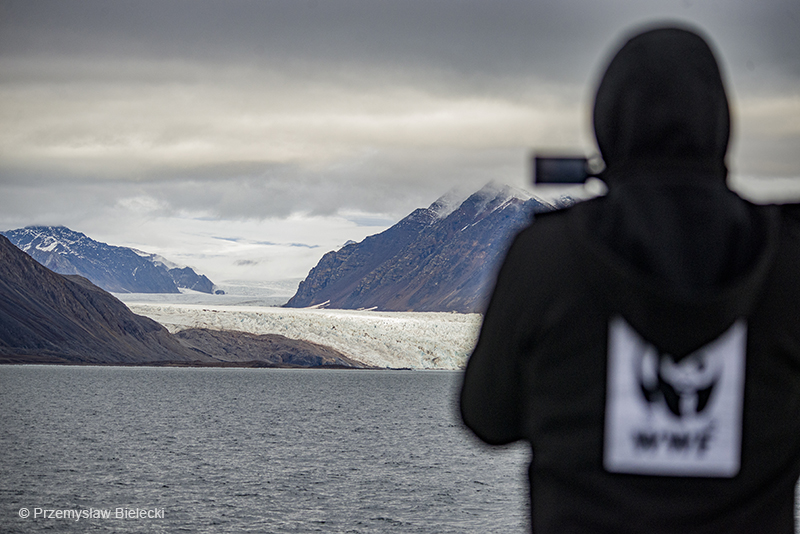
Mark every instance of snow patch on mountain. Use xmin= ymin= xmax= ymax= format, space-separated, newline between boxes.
xmin=429 ymin=187 xmax=471 ymax=219
xmin=132 ymin=249 xmax=180 ymax=270
xmin=36 ymin=239 xmax=59 ymax=253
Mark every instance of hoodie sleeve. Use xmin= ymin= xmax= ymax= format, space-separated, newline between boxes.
xmin=460 ymin=231 xmax=531 ymax=445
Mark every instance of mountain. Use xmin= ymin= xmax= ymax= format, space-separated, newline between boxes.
xmin=285 ymin=183 xmax=566 ymax=313
xmin=0 ymin=234 xmax=210 ymax=364
xmin=0 ymin=234 xmax=366 ymax=367
xmin=168 ymin=266 xmax=215 ymax=294
xmin=1 ymin=226 xmax=216 ymax=294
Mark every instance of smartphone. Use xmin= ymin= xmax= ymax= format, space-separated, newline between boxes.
xmin=532 ymin=155 xmax=590 ymax=184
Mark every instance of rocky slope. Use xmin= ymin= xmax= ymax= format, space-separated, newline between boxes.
xmin=285 ymin=183 xmax=563 ymax=313
xmin=174 ymin=328 xmax=365 ymax=368
xmin=0 ymin=234 xmax=207 ymax=364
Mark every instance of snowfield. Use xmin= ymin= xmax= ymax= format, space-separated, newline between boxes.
xmin=126 ymin=303 xmax=483 ymax=370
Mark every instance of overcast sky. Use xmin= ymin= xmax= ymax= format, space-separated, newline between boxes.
xmin=1 ymin=0 xmax=798 ymax=283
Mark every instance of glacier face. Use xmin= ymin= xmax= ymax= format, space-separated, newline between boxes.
xmin=127 ymin=303 xmax=482 ymax=370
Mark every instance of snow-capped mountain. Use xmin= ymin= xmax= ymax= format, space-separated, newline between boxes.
xmin=285 ymin=183 xmax=570 ymax=313
xmin=1 ymin=226 xmax=216 ymax=294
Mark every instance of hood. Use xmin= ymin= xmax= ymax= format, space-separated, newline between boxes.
xmin=593 ymin=26 xmax=730 ymax=179
xmin=575 ymin=25 xmax=780 ymax=355
xmin=584 ymin=25 xmax=766 ymax=294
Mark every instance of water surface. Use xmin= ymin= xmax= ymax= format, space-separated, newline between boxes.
xmin=0 ymin=366 xmax=529 ymax=533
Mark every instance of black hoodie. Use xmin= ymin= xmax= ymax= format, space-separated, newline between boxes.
xmin=461 ymin=25 xmax=800 ymax=533
xmin=591 ymin=27 xmax=767 ymax=298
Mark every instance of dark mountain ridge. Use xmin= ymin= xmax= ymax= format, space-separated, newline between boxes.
xmin=286 ymin=183 xmax=564 ymax=313
xmin=1 ymin=226 xmax=215 ymax=294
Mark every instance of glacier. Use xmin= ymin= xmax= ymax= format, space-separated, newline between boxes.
xmin=126 ymin=303 xmax=482 ymax=370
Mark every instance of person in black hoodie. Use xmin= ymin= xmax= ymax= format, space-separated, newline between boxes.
xmin=461 ymin=24 xmax=800 ymax=533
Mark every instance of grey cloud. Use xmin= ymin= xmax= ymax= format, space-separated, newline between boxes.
xmin=140 ymin=147 xmax=516 ymax=220
xmin=1 ymin=0 xmax=798 ymax=229
xmin=1 ymin=1 xmax=599 ymax=75
xmin=234 ymin=259 xmax=260 ymax=266
xmin=4 ymin=1 xmax=796 ymax=93
xmin=0 ymin=144 xmax=522 ymax=234
xmin=1 ymin=0 xmax=797 ymax=284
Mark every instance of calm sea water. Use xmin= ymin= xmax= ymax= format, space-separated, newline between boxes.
xmin=0 ymin=366 xmax=529 ymax=533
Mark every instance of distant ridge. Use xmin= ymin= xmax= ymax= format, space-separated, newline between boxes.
xmin=285 ymin=183 xmax=569 ymax=313
xmin=2 ymin=226 xmax=215 ymax=294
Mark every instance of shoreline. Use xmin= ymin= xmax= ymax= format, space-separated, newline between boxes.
xmin=0 ymin=354 xmax=400 ymax=370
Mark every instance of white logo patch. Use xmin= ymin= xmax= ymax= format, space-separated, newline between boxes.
xmin=603 ymin=317 xmax=746 ymax=477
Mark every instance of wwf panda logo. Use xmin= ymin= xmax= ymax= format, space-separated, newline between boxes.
xmin=604 ymin=316 xmax=747 ymax=477
xmin=637 ymin=346 xmax=723 ymax=418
